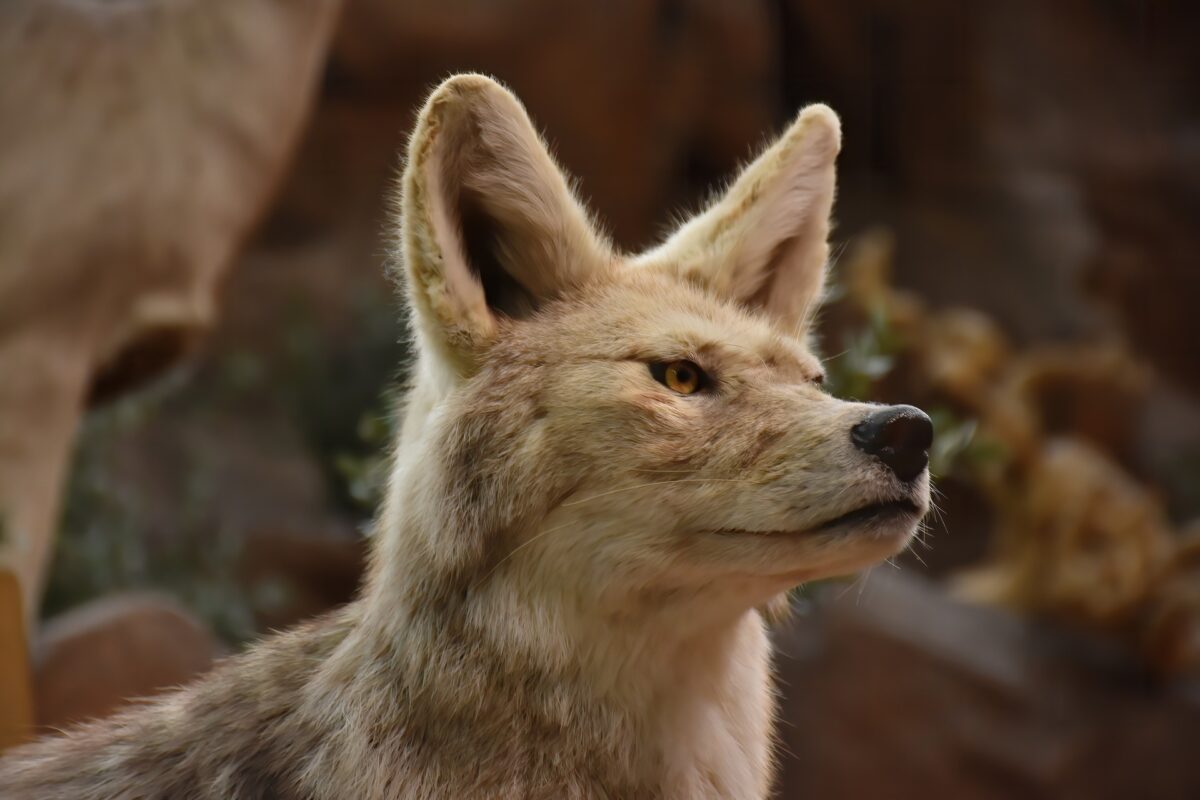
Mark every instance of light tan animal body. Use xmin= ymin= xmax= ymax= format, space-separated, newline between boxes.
xmin=0 ymin=75 xmax=932 ymax=799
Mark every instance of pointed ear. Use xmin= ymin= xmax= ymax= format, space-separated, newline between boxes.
xmin=397 ymin=74 xmax=611 ymax=373
xmin=636 ymin=105 xmax=840 ymax=331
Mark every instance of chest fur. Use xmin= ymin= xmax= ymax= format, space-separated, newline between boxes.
xmin=291 ymin=616 xmax=776 ymax=800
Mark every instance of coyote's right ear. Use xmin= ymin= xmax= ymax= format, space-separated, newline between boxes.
xmin=397 ymin=74 xmax=611 ymax=375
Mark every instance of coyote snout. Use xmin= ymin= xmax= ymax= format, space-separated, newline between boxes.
xmin=852 ymin=404 xmax=934 ymax=483
xmin=1 ymin=73 xmax=932 ymax=800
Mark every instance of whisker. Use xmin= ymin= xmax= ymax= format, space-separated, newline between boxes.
xmin=927 ymin=498 xmax=947 ymax=529
xmin=835 ymin=572 xmax=866 ymax=603
xmin=912 ymin=528 xmax=933 ymax=551
xmin=855 ymin=569 xmax=872 ymax=605
xmin=819 ymin=346 xmax=852 ymax=363
xmin=773 ymin=736 xmax=800 ymax=764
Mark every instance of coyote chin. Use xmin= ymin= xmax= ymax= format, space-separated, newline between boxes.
xmin=0 ymin=74 xmax=931 ymax=799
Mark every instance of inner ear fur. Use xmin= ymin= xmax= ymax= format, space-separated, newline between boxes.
xmin=398 ymin=74 xmax=611 ymax=370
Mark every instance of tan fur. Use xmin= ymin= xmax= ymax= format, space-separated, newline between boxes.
xmin=0 ymin=74 xmax=930 ymax=799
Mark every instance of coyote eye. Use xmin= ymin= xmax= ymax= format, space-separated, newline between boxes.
xmin=650 ymin=360 xmax=707 ymax=395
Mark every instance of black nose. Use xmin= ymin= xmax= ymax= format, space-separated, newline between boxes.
xmin=850 ymin=405 xmax=933 ymax=482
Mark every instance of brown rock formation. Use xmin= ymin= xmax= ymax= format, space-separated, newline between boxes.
xmin=774 ymin=573 xmax=1200 ymax=799
xmin=32 ymin=593 xmax=219 ymax=731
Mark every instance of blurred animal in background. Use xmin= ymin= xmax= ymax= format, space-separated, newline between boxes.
xmin=0 ymin=0 xmax=344 ymax=628
xmin=0 ymin=75 xmax=932 ymax=798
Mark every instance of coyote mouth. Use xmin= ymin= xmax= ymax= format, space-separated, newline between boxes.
xmin=811 ymin=499 xmax=921 ymax=533
xmin=716 ymin=498 xmax=921 ymax=538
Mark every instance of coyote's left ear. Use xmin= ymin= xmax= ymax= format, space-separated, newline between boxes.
xmin=397 ymin=74 xmax=611 ymax=375
xmin=637 ymin=105 xmax=840 ymax=331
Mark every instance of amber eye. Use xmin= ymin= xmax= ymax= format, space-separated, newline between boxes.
xmin=650 ymin=360 xmax=707 ymax=395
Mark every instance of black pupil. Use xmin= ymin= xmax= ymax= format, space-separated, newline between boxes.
xmin=675 ymin=366 xmax=693 ymax=384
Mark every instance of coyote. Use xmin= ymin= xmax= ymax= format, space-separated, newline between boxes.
xmin=0 ymin=74 xmax=931 ymax=799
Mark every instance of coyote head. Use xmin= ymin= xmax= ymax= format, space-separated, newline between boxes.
xmin=380 ymin=74 xmax=930 ymax=624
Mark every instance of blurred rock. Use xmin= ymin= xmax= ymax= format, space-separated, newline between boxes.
xmin=32 ymin=593 xmax=219 ymax=731
xmin=786 ymin=0 xmax=1200 ymax=358
xmin=0 ymin=0 xmax=344 ymax=623
xmin=239 ymin=527 xmax=366 ymax=633
xmin=784 ymin=1 xmax=1200 ymax=513
xmin=293 ymin=0 xmax=783 ymax=252
xmin=774 ymin=572 xmax=1200 ymax=799
xmin=1084 ymin=170 xmax=1200 ymax=399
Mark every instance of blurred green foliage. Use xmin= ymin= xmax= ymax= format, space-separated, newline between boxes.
xmin=42 ymin=387 xmax=267 ymax=643
xmin=45 ymin=288 xmax=407 ymax=642
xmin=333 ymin=410 xmax=395 ymax=518
xmin=278 ymin=292 xmax=406 ymax=518
xmin=823 ymin=305 xmax=903 ymax=403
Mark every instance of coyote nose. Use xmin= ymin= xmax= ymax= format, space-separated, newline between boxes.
xmin=850 ymin=405 xmax=933 ymax=482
